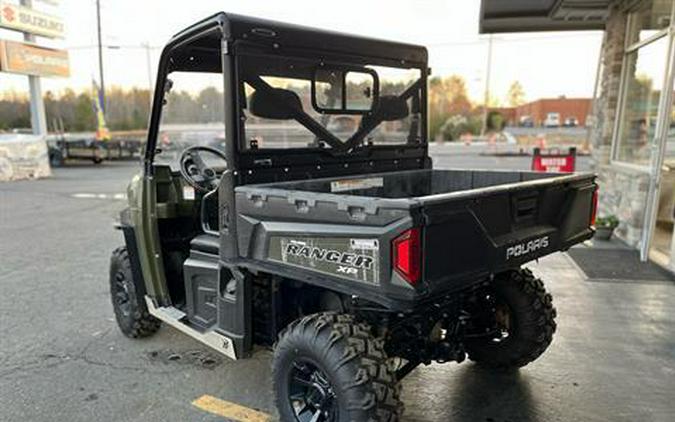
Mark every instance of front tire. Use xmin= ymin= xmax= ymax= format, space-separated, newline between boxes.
xmin=273 ymin=313 xmax=403 ymax=422
xmin=109 ymin=247 xmax=161 ymax=338
xmin=465 ymin=268 xmax=557 ymax=368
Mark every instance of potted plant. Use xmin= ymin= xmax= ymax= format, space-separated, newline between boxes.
xmin=594 ymin=215 xmax=619 ymax=240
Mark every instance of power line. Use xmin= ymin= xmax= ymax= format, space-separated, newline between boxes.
xmin=427 ymin=32 xmax=602 ymax=48
xmin=65 ymin=44 xmax=162 ymax=50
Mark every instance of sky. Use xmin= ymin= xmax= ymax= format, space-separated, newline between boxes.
xmin=0 ymin=0 xmax=604 ymax=104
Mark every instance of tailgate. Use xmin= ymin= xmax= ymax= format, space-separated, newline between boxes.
xmin=419 ymin=173 xmax=596 ymax=293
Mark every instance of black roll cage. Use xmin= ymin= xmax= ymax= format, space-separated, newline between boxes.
xmin=142 ymin=12 xmax=431 ymax=262
xmin=144 ymin=13 xmax=430 ymax=180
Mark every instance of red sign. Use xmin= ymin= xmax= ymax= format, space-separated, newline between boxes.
xmin=531 ymin=148 xmax=576 ymax=173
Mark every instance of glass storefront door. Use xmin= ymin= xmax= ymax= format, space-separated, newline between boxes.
xmin=613 ymin=0 xmax=675 ymax=267
xmin=649 ymin=79 xmax=675 ymax=269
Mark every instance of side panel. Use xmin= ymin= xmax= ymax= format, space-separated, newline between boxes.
xmin=236 ymin=190 xmax=419 ymax=308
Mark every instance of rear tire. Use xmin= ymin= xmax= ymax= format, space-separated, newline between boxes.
xmin=273 ymin=313 xmax=403 ymax=422
xmin=109 ymin=247 xmax=161 ymax=338
xmin=465 ymin=268 xmax=556 ymax=368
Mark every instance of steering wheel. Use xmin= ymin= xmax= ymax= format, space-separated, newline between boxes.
xmin=178 ymin=145 xmax=228 ymax=193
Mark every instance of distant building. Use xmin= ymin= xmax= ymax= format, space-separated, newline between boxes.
xmin=490 ymin=98 xmax=592 ymax=127
xmin=515 ymin=98 xmax=592 ymax=127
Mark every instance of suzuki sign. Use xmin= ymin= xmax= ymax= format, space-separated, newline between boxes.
xmin=0 ymin=2 xmax=64 ymax=39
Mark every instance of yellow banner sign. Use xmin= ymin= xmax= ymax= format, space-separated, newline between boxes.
xmin=0 ymin=2 xmax=64 ymax=39
xmin=0 ymin=39 xmax=69 ymax=77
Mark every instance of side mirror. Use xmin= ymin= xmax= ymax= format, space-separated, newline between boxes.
xmin=164 ymin=78 xmax=174 ymax=94
xmin=311 ymin=66 xmax=379 ymax=114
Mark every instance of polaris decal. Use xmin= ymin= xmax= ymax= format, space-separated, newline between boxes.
xmin=506 ymin=236 xmax=549 ymax=260
xmin=268 ymin=236 xmax=380 ymax=285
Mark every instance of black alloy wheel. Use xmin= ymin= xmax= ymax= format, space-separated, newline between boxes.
xmin=288 ymin=359 xmax=338 ymax=422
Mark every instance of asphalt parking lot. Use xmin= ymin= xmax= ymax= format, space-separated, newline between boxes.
xmin=1 ymin=150 xmax=674 ymax=422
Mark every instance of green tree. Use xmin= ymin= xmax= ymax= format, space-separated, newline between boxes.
xmin=428 ymin=75 xmax=476 ymax=141
xmin=72 ymin=93 xmax=96 ymax=132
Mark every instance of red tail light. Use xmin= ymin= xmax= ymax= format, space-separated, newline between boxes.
xmin=590 ymin=187 xmax=599 ymax=227
xmin=392 ymin=227 xmax=421 ymax=285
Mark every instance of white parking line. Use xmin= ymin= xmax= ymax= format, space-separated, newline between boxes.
xmin=71 ymin=193 xmax=125 ymax=200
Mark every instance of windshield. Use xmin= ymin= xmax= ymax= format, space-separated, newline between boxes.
xmin=238 ymin=53 xmax=424 ymax=151
xmin=154 ymin=71 xmax=226 ymax=169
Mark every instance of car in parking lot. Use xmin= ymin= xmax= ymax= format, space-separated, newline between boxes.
xmin=544 ymin=112 xmax=561 ymax=128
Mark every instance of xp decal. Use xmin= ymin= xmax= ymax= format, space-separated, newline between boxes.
xmin=268 ymin=236 xmax=380 ymax=284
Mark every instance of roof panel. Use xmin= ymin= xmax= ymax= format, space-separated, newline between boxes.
xmin=480 ymin=0 xmax=612 ymax=33
xmin=168 ymin=12 xmax=428 ymax=65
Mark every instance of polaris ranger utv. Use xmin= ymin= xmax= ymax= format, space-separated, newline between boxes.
xmin=110 ymin=13 xmax=597 ymax=421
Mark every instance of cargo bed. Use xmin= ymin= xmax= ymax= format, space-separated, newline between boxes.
xmin=249 ymin=169 xmax=577 ymax=198
xmin=235 ymin=169 xmax=596 ymax=309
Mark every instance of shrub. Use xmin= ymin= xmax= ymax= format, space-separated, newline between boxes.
xmin=595 ymin=215 xmax=619 ymax=228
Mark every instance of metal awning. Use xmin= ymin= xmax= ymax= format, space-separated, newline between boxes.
xmin=480 ymin=0 xmax=616 ymax=33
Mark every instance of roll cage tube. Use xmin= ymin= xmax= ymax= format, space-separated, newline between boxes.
xmin=141 ymin=20 xmax=241 ymax=260
xmin=143 ymin=18 xmax=227 ymax=176
xmin=245 ymin=75 xmax=424 ymax=154
xmin=342 ymin=79 xmax=423 ymax=152
xmin=245 ymin=76 xmax=345 ymax=149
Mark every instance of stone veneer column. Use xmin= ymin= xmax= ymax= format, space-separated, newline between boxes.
xmin=590 ymin=4 xmax=627 ymax=167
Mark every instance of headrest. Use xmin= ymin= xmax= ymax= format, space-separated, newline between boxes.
xmin=249 ymin=88 xmax=302 ymax=120
xmin=376 ymin=95 xmax=409 ymax=121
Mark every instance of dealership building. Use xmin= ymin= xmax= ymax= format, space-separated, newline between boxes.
xmin=481 ymin=0 xmax=675 ymax=270
xmin=493 ymin=97 xmax=593 ymax=127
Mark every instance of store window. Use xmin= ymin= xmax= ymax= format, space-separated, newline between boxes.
xmin=613 ymin=0 xmax=674 ymax=166
xmin=650 ymin=76 xmax=675 ymax=265
xmin=614 ymin=36 xmax=669 ymax=164
xmin=668 ymin=80 xmax=675 ymax=161
xmin=630 ymin=0 xmax=673 ymax=42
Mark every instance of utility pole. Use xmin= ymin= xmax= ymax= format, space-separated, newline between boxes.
xmin=96 ymin=0 xmax=105 ymax=113
xmin=481 ymin=34 xmax=494 ymax=136
xmin=20 ymin=0 xmax=47 ymax=135
xmin=142 ymin=42 xmax=153 ymax=108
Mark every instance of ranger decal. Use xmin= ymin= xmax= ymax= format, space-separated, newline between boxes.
xmin=268 ymin=236 xmax=380 ymax=285
xmin=285 ymin=243 xmax=374 ymax=269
